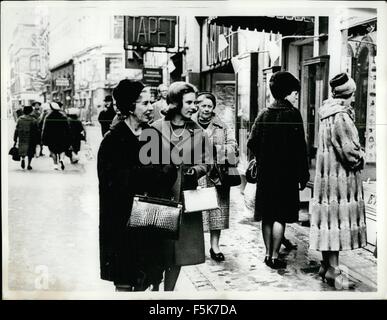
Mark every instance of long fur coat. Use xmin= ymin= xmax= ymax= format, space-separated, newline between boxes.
xmin=309 ymin=98 xmax=367 ymax=251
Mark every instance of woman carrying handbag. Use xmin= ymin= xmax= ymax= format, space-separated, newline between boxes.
xmin=97 ymin=79 xmax=177 ymax=291
xmin=192 ymin=92 xmax=240 ymax=262
xmin=150 ymin=82 xmax=210 ymax=291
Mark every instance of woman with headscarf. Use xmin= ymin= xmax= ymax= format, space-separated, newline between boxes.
xmin=309 ymin=73 xmax=366 ymax=287
xmin=97 ymin=79 xmax=177 ymax=291
xmin=13 ymin=105 xmax=40 ymax=170
xmin=41 ymin=102 xmax=71 ymax=170
xmin=192 ymin=92 xmax=239 ymax=262
xmin=247 ymin=71 xmax=309 ymax=269
xmin=151 ymin=81 xmax=210 ymax=291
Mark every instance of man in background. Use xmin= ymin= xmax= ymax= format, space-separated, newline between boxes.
xmin=98 ymin=95 xmax=116 ymax=136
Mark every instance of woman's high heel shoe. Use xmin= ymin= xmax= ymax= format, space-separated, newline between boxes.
xmin=318 ymin=261 xmax=329 ymax=281
xmin=324 ymin=266 xmax=345 ymax=289
xmin=210 ymin=248 xmax=225 ymax=262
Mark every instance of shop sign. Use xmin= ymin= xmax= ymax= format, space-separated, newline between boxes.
xmin=206 ymin=23 xmax=238 ymax=67
xmin=124 ymin=16 xmax=177 ymax=48
xmin=56 ymin=78 xmax=69 ymax=87
xmin=142 ymin=68 xmax=163 ymax=86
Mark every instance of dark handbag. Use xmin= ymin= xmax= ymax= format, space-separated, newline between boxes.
xmin=213 ymin=164 xmax=241 ymax=187
xmin=127 ymin=195 xmax=182 ymax=239
xmin=246 ymin=159 xmax=257 ymax=183
xmin=9 ymin=146 xmax=20 ymax=161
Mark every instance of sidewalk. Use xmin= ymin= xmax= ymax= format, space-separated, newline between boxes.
xmin=175 ymin=187 xmax=377 ymax=292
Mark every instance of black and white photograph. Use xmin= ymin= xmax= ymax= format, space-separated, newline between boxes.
xmin=1 ymin=0 xmax=386 ymax=300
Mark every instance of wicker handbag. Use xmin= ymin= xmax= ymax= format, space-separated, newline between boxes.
xmin=127 ymin=195 xmax=182 ymax=239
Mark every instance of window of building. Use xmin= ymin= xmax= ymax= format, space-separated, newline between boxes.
xmin=30 ymin=55 xmax=40 ymax=71
xmin=113 ymin=16 xmax=124 ymax=39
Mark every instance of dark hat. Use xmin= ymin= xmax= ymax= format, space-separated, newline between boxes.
xmin=329 ymin=73 xmax=356 ymax=98
xmin=104 ymin=95 xmax=113 ymax=102
xmin=197 ymin=91 xmax=216 ymax=108
xmin=269 ymin=71 xmax=300 ymax=100
xmin=32 ymin=101 xmax=42 ymax=106
xmin=23 ymin=105 xmax=33 ymax=115
xmin=113 ymin=79 xmax=145 ymax=115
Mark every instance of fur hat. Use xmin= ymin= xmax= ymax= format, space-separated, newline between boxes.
xmin=113 ymin=79 xmax=145 ymax=116
xmin=104 ymin=95 xmax=113 ymax=102
xmin=330 ymin=73 xmax=356 ymax=99
xmin=269 ymin=71 xmax=300 ymax=100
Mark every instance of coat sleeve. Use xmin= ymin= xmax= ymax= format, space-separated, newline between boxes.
xmin=14 ymin=120 xmax=19 ymax=143
xmin=293 ymin=108 xmax=310 ymax=184
xmin=331 ymin=112 xmax=365 ymax=170
xmin=192 ymin=131 xmax=210 ymax=180
xmin=247 ymin=111 xmax=264 ymax=157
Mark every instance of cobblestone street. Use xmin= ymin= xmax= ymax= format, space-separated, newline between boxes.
xmin=5 ymin=122 xmax=377 ymax=296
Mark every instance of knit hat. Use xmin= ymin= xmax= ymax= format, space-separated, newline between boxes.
xmin=269 ymin=71 xmax=300 ymax=99
xmin=113 ymin=79 xmax=145 ymax=115
xmin=329 ymin=73 xmax=356 ymax=99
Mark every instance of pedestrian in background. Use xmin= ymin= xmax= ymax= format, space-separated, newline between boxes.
xmin=98 ymin=79 xmax=177 ymax=291
xmin=193 ymin=92 xmax=239 ymax=262
xmin=31 ymin=101 xmax=42 ymax=120
xmin=309 ymin=73 xmax=366 ymax=287
xmin=151 ymin=82 xmax=210 ymax=291
xmin=37 ymin=102 xmax=52 ymax=157
xmin=41 ymin=102 xmax=71 ymax=170
xmin=247 ymin=71 xmax=309 ymax=269
xmin=66 ymin=108 xmax=86 ymax=164
xmin=13 ymin=105 xmax=39 ymax=170
xmin=151 ymin=84 xmax=169 ymax=122
xmin=98 ymin=95 xmax=116 ymax=136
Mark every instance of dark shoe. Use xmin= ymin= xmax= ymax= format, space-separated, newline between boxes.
xmin=27 ymin=165 xmax=32 ymax=170
xmin=325 ymin=266 xmax=345 ymax=289
xmin=270 ymin=258 xmax=287 ymax=269
xmin=318 ymin=261 xmax=329 ymax=281
xmin=21 ymin=159 xmax=25 ymax=169
xmin=60 ymin=160 xmax=65 ymax=170
xmin=210 ymin=248 xmax=225 ymax=262
xmin=282 ymin=238 xmax=298 ymax=250
xmin=264 ymin=256 xmax=272 ymax=267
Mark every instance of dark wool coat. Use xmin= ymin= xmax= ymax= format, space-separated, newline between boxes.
xmin=97 ymin=120 xmax=177 ymax=287
xmin=98 ymin=107 xmax=116 ymax=136
xmin=151 ymin=119 xmax=210 ymax=266
xmin=247 ymin=99 xmax=309 ymax=223
xmin=41 ymin=110 xmax=71 ymax=154
xmin=14 ymin=115 xmax=40 ymax=157
xmin=67 ymin=115 xmax=86 ymax=153
xmin=309 ymin=98 xmax=366 ymax=251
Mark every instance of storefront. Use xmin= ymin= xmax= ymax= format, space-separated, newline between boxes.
xmin=50 ymin=59 xmax=75 ymax=110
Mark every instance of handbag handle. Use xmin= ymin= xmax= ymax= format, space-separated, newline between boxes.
xmin=135 ymin=195 xmax=182 ymax=208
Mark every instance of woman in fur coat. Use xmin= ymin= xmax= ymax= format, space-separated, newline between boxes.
xmin=309 ymin=73 xmax=366 ymax=287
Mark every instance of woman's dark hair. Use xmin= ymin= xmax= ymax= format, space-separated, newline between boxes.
xmin=197 ymin=92 xmax=216 ymax=108
xmin=269 ymin=71 xmax=300 ymax=100
xmin=113 ymin=79 xmax=145 ymax=116
xmin=23 ymin=105 xmax=33 ymax=115
xmin=165 ymin=81 xmax=197 ymax=120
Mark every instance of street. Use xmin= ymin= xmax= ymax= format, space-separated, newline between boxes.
xmin=5 ymin=121 xmax=377 ymax=295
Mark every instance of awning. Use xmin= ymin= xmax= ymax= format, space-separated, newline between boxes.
xmin=207 ymin=16 xmax=315 ymax=36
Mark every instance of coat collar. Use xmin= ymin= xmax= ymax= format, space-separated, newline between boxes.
xmin=151 ymin=118 xmax=203 ymax=151
xmin=319 ymin=98 xmax=355 ymax=120
xmin=110 ymin=119 xmax=150 ymax=143
xmin=268 ymin=99 xmax=294 ymax=110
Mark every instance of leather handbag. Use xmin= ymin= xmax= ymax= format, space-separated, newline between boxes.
xmin=246 ymin=158 xmax=257 ymax=183
xmin=127 ymin=195 xmax=182 ymax=239
xmin=183 ymin=187 xmax=219 ymax=213
xmin=9 ymin=146 xmax=20 ymax=161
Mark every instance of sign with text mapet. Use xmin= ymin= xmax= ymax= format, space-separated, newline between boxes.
xmin=124 ymin=16 xmax=177 ymax=48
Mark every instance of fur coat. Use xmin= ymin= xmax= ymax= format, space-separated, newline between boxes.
xmin=309 ymin=98 xmax=367 ymax=251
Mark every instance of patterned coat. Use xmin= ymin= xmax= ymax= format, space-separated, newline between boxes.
xmin=14 ymin=115 xmax=39 ymax=157
xmin=192 ymin=113 xmax=239 ymax=231
xmin=309 ymin=98 xmax=367 ymax=251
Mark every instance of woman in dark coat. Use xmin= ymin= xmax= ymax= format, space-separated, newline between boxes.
xmin=151 ymin=81 xmax=210 ymax=291
xmin=66 ymin=108 xmax=86 ymax=163
xmin=41 ymin=102 xmax=71 ymax=170
xmin=98 ymin=79 xmax=177 ymax=291
xmin=13 ymin=105 xmax=39 ymax=170
xmin=247 ymin=71 xmax=309 ymax=269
